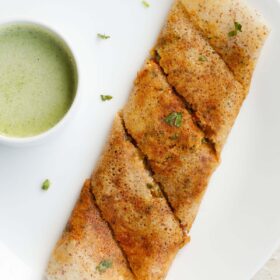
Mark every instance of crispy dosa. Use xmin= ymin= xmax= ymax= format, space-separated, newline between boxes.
xmin=46 ymin=180 xmax=134 ymax=280
xmin=154 ymin=1 xmax=245 ymax=153
xmin=180 ymin=0 xmax=269 ymax=88
xmin=47 ymin=0 xmax=269 ymax=279
xmin=123 ymin=60 xmax=218 ymax=230
xmin=91 ymin=114 xmax=186 ymax=280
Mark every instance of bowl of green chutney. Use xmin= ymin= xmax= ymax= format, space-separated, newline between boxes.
xmin=0 ymin=22 xmax=78 ymax=146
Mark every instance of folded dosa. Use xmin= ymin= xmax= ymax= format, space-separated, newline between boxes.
xmin=154 ymin=1 xmax=245 ymax=153
xmin=180 ymin=0 xmax=269 ymax=88
xmin=47 ymin=0 xmax=269 ymax=279
xmin=46 ymin=180 xmax=134 ymax=280
xmin=91 ymin=114 xmax=186 ymax=280
xmin=123 ymin=60 xmax=218 ymax=230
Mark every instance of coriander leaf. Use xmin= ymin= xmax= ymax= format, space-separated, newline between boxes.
xmin=96 ymin=260 xmax=112 ymax=273
xmin=97 ymin=33 xmax=110 ymax=40
xmin=235 ymin=21 xmax=242 ymax=32
xmin=146 ymin=183 xmax=153 ymax=189
xmin=164 ymin=112 xmax=183 ymax=128
xmin=42 ymin=179 xmax=50 ymax=191
xmin=228 ymin=30 xmax=237 ymax=37
xmin=198 ymin=55 xmax=207 ymax=62
xmin=100 ymin=95 xmax=113 ymax=101
xmin=142 ymin=0 xmax=150 ymax=7
xmin=228 ymin=21 xmax=242 ymax=37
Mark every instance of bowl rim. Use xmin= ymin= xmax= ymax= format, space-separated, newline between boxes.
xmin=0 ymin=20 xmax=80 ymax=146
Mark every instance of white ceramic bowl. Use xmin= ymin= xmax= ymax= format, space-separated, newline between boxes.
xmin=0 ymin=21 xmax=79 ymax=147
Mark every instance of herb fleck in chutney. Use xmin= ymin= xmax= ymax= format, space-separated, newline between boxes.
xmin=0 ymin=23 xmax=78 ymax=137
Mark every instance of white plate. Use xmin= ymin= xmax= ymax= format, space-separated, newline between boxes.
xmin=0 ymin=0 xmax=279 ymax=279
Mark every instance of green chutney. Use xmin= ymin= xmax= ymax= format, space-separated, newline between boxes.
xmin=0 ymin=23 xmax=77 ymax=137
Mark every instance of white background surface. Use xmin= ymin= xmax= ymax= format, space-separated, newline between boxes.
xmin=0 ymin=0 xmax=279 ymax=279
xmin=254 ymin=248 xmax=280 ymax=279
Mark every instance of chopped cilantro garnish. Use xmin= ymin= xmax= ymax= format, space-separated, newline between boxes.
xmin=100 ymin=95 xmax=113 ymax=101
xmin=147 ymin=183 xmax=153 ymax=189
xmin=228 ymin=21 xmax=242 ymax=37
xmin=164 ymin=112 xmax=183 ymax=128
xmin=228 ymin=30 xmax=237 ymax=37
xmin=198 ymin=55 xmax=207 ymax=62
xmin=142 ymin=0 xmax=150 ymax=8
xmin=96 ymin=260 xmax=112 ymax=273
xmin=42 ymin=179 xmax=50 ymax=191
xmin=235 ymin=22 xmax=242 ymax=32
xmin=97 ymin=33 xmax=110 ymax=40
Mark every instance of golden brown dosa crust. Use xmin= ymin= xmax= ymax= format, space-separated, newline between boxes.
xmin=180 ymin=0 xmax=269 ymax=88
xmin=46 ymin=180 xmax=135 ymax=280
xmin=91 ymin=114 xmax=187 ymax=280
xmin=123 ymin=60 xmax=218 ymax=230
xmin=47 ymin=1 xmax=269 ymax=279
xmin=154 ymin=1 xmax=245 ymax=153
